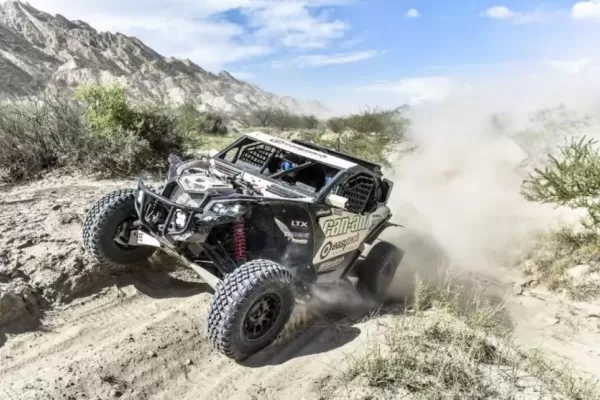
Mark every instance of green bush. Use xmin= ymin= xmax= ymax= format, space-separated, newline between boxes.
xmin=73 ymin=85 xmax=185 ymax=175
xmin=75 ymin=84 xmax=135 ymax=133
xmin=0 ymin=90 xmax=86 ymax=182
xmin=0 ymin=84 xmax=233 ymax=182
xmin=173 ymin=103 xmax=228 ymax=146
xmin=239 ymin=107 xmax=320 ymax=131
xmin=522 ymin=135 xmax=600 ymax=228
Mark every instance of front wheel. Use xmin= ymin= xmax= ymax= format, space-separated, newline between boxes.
xmin=356 ymin=241 xmax=402 ymax=303
xmin=82 ymin=189 xmax=156 ymax=271
xmin=207 ymin=260 xmax=295 ymax=361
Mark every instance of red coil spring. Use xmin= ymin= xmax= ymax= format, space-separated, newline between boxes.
xmin=232 ymin=218 xmax=247 ymax=264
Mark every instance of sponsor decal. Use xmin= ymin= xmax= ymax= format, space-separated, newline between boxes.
xmin=369 ymin=214 xmax=385 ymax=230
xmin=320 ymin=232 xmax=360 ymax=259
xmin=275 ymin=218 xmax=310 ymax=244
xmin=332 ymin=209 xmax=343 ymax=216
xmin=316 ymin=208 xmax=332 ymax=217
xmin=322 ymin=214 xmax=370 ymax=238
xmin=291 ymin=220 xmax=308 ymax=229
xmin=270 ymin=138 xmax=328 ymax=159
xmin=320 ymin=256 xmax=345 ymax=271
xmin=313 ymin=209 xmax=374 ymax=263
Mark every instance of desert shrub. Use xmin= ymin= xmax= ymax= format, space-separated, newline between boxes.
xmin=0 ymin=90 xmax=86 ymax=182
xmin=0 ymin=84 xmax=235 ymax=182
xmin=173 ymin=102 xmax=227 ymax=145
xmin=509 ymin=104 xmax=591 ymax=168
xmin=75 ymin=85 xmax=186 ymax=176
xmin=320 ymin=106 xmax=410 ymax=166
xmin=244 ymin=107 xmax=276 ymax=127
xmin=520 ymin=135 xmax=600 ymax=298
xmin=75 ymin=84 xmax=136 ymax=132
xmin=326 ymin=117 xmax=346 ymax=133
xmin=271 ymin=110 xmax=320 ymax=130
xmin=237 ymin=107 xmax=320 ymax=131
xmin=522 ymin=135 xmax=600 ymax=228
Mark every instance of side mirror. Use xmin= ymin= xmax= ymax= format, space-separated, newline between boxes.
xmin=325 ymin=193 xmax=348 ymax=209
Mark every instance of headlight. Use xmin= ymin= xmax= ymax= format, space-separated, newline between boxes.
xmin=212 ymin=204 xmax=227 ymax=215
xmin=211 ymin=203 xmax=244 ymax=216
xmin=175 ymin=211 xmax=188 ymax=228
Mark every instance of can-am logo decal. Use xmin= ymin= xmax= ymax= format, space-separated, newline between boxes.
xmin=323 ymin=214 xmax=370 ymax=238
xmin=320 ymin=233 xmax=360 ymax=259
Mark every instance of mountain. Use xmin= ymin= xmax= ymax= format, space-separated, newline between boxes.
xmin=0 ymin=1 xmax=331 ymax=117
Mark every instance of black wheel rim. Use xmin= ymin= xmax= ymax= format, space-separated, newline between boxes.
xmin=243 ymin=293 xmax=282 ymax=340
xmin=113 ymin=217 xmax=137 ymax=250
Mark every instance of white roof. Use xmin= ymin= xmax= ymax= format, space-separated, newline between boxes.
xmin=245 ymin=131 xmax=357 ymax=170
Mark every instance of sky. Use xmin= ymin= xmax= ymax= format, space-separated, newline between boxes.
xmin=9 ymin=0 xmax=600 ymax=113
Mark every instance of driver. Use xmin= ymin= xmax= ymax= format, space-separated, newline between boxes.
xmin=279 ymin=153 xmax=302 ymax=181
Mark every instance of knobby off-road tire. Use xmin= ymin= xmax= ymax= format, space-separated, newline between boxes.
xmin=83 ymin=189 xmax=156 ymax=271
xmin=356 ymin=241 xmax=402 ymax=303
xmin=207 ymin=260 xmax=295 ymax=361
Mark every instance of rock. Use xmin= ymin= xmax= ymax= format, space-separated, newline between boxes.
xmin=512 ymin=283 xmax=524 ymax=296
xmin=16 ymin=239 xmax=35 ymax=250
xmin=568 ymin=265 xmax=591 ymax=282
xmin=185 ymin=359 xmax=193 ymax=366
xmin=147 ymin=351 xmax=157 ymax=358
xmin=110 ymin=388 xmax=123 ymax=398
xmin=58 ymin=213 xmax=79 ymax=225
xmin=0 ymin=280 xmax=39 ymax=325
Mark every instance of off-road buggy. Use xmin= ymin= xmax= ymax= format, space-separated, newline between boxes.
xmin=82 ymin=131 xmax=402 ymax=361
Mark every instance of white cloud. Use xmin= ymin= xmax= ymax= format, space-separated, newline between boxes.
xmin=243 ymin=2 xmax=349 ymax=49
xmin=483 ymin=6 xmax=516 ymax=19
xmin=356 ymin=77 xmax=473 ymax=105
xmin=546 ymin=58 xmax=593 ymax=74
xmin=481 ymin=5 xmax=561 ymax=23
xmin=405 ymin=8 xmax=420 ymax=18
xmin=272 ymin=50 xmax=382 ymax=68
xmin=572 ymin=0 xmax=600 ymax=20
xmin=10 ymin=0 xmax=353 ymax=70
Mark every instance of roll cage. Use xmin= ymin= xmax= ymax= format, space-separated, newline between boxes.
xmin=212 ymin=132 xmax=394 ymax=213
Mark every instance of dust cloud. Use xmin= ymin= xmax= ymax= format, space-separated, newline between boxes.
xmin=380 ymin=76 xmax=600 ymax=300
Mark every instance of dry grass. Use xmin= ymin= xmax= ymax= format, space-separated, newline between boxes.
xmin=331 ymin=271 xmax=600 ymax=400
xmin=519 ymin=226 xmax=600 ymax=300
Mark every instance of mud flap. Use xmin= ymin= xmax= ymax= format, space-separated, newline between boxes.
xmin=128 ymin=230 xmax=162 ymax=248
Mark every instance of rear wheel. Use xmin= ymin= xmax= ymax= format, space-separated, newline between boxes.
xmin=207 ymin=260 xmax=295 ymax=361
xmin=356 ymin=241 xmax=402 ymax=303
xmin=82 ymin=189 xmax=156 ymax=271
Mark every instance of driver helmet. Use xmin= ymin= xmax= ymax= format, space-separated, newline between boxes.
xmin=281 ymin=160 xmax=294 ymax=170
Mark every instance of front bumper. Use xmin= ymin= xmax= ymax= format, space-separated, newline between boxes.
xmin=134 ymin=179 xmax=250 ymax=240
xmin=134 ymin=179 xmax=201 ymax=237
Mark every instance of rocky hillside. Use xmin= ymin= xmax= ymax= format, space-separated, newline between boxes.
xmin=0 ymin=0 xmax=330 ymax=116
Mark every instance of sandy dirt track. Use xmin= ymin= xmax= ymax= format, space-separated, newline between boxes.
xmin=1 ymin=174 xmax=600 ymax=399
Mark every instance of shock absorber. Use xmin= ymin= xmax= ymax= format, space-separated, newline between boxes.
xmin=232 ymin=217 xmax=248 ymax=264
